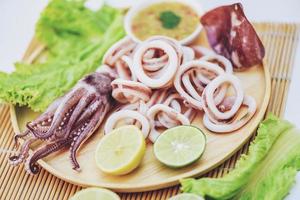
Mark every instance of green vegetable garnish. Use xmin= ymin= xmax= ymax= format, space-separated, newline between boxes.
xmin=159 ymin=11 xmax=181 ymax=29
xmin=0 ymin=0 xmax=125 ymax=112
xmin=181 ymin=114 xmax=300 ymax=200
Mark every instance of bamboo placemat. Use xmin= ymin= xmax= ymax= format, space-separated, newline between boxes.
xmin=0 ymin=22 xmax=299 ymax=200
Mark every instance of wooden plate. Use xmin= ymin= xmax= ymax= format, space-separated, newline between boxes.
xmin=10 ymin=33 xmax=271 ymax=192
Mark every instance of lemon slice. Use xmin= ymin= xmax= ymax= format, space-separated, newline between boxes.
xmin=169 ymin=193 xmax=204 ymax=200
xmin=154 ymin=126 xmax=206 ymax=168
xmin=70 ymin=187 xmax=120 ymax=200
xmin=95 ymin=125 xmax=146 ymax=175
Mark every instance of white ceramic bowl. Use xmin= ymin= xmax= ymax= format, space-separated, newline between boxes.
xmin=124 ymin=0 xmax=204 ymax=45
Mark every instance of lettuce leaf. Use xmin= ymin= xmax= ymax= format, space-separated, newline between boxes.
xmin=0 ymin=0 xmax=125 ymax=111
xmin=181 ymin=114 xmax=300 ymax=200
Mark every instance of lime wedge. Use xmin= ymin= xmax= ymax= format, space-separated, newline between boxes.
xmin=70 ymin=187 xmax=120 ymax=200
xmin=169 ymin=193 xmax=204 ymax=200
xmin=95 ymin=125 xmax=146 ymax=175
xmin=154 ymin=126 xmax=206 ymax=168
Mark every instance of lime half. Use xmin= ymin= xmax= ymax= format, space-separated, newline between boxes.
xmin=95 ymin=125 xmax=146 ymax=175
xmin=154 ymin=126 xmax=206 ymax=168
xmin=70 ymin=187 xmax=120 ymax=200
xmin=169 ymin=193 xmax=204 ymax=200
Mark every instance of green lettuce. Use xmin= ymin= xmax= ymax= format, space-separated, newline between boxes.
xmin=181 ymin=114 xmax=300 ymax=200
xmin=0 ymin=0 xmax=125 ymax=111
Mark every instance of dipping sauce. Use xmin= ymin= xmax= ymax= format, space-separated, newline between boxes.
xmin=131 ymin=2 xmax=199 ymax=41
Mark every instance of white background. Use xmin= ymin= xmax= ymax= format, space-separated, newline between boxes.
xmin=0 ymin=0 xmax=300 ymax=199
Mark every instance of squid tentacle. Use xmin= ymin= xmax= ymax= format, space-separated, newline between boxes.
xmin=9 ymin=72 xmax=113 ymax=174
xmin=13 ymin=129 xmax=31 ymax=149
xmin=61 ymin=93 xmax=96 ymax=139
xmin=9 ymin=137 xmax=37 ymax=166
xmin=25 ymin=138 xmax=72 ymax=174
xmin=31 ymin=87 xmax=86 ymax=140
xmin=70 ymin=100 xmax=109 ymax=171
xmin=14 ymin=98 xmax=61 ymax=145
xmin=74 ymin=99 xmax=102 ymax=127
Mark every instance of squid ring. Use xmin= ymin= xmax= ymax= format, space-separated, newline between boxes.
xmin=104 ymin=110 xmax=150 ymax=138
xmin=146 ymin=36 xmax=183 ymax=65
xmin=115 ymin=60 xmax=131 ymax=80
xmin=133 ymin=40 xmax=179 ymax=88
xmin=157 ymin=97 xmax=182 ymax=128
xmin=200 ymin=54 xmax=233 ymax=74
xmin=96 ymin=65 xmax=118 ymax=79
xmin=174 ymin=60 xmax=225 ymax=109
xmin=111 ymin=79 xmax=152 ymax=103
xmin=161 ymin=93 xmax=196 ymax=122
xmin=203 ymin=74 xmax=244 ymax=120
xmin=191 ymin=45 xmax=215 ymax=58
xmin=147 ymin=104 xmax=190 ymax=142
xmin=203 ymin=95 xmax=256 ymax=132
xmin=182 ymin=46 xmax=195 ymax=63
xmin=115 ymin=56 xmax=137 ymax=81
xmin=142 ymin=51 xmax=168 ymax=72
xmin=121 ymin=56 xmax=137 ymax=81
xmin=103 ymin=36 xmax=136 ymax=66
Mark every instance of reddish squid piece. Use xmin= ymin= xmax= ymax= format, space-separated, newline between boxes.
xmin=200 ymin=3 xmax=265 ymax=70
